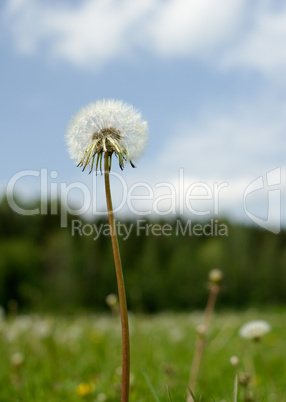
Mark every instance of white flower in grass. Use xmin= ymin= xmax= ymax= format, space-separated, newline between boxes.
xmin=66 ymin=99 xmax=148 ymax=173
xmin=239 ymin=320 xmax=271 ymax=341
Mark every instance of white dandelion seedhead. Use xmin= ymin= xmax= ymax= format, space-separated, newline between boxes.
xmin=105 ymin=293 xmax=118 ymax=307
xmin=66 ymin=99 xmax=148 ymax=173
xmin=239 ymin=320 xmax=271 ymax=341
xmin=230 ymin=355 xmax=240 ymax=367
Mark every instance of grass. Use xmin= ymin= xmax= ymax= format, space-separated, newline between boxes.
xmin=0 ymin=309 xmax=285 ymax=401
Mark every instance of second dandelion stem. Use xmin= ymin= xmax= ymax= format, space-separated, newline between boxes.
xmin=104 ymin=152 xmax=130 ymax=402
xmin=187 ymin=282 xmax=220 ymax=402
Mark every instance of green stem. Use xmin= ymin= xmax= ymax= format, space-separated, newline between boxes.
xmin=104 ymin=152 xmax=130 ymax=402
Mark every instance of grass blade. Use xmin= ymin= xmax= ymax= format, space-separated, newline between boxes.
xmin=142 ymin=370 xmax=160 ymax=402
xmin=188 ymin=387 xmax=198 ymax=401
xmin=166 ymin=385 xmax=172 ymax=402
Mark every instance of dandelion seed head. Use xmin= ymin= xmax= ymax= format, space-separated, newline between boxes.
xmin=105 ymin=293 xmax=118 ymax=307
xmin=10 ymin=352 xmax=24 ymax=368
xmin=230 ymin=355 xmax=240 ymax=367
xmin=196 ymin=324 xmax=206 ymax=336
xmin=97 ymin=393 xmax=107 ymax=401
xmin=66 ymin=99 xmax=148 ymax=172
xmin=239 ymin=320 xmax=271 ymax=341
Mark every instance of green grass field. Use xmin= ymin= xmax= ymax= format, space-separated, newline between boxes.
xmin=0 ymin=309 xmax=285 ymax=401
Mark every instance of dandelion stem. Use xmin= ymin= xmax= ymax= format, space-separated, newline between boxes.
xmin=187 ymin=283 xmax=220 ymax=402
xmin=104 ymin=152 xmax=130 ymax=402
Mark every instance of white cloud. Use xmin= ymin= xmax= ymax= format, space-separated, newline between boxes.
xmin=4 ymin=0 xmax=286 ymax=75
xmin=221 ymin=1 xmax=286 ymax=74
xmin=154 ymin=100 xmax=286 ymax=181
xmin=3 ymin=0 xmax=154 ymax=68
xmin=143 ymin=0 xmax=244 ymax=57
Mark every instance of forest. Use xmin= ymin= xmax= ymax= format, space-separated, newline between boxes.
xmin=0 ymin=196 xmax=285 ymax=314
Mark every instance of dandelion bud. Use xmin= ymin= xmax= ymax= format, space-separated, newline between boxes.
xmin=238 ymin=372 xmax=251 ymax=386
xmin=196 ymin=324 xmax=206 ymax=336
xmin=105 ymin=293 xmax=118 ymax=307
xmin=209 ymin=269 xmax=223 ymax=284
xmin=10 ymin=352 xmax=24 ymax=368
xmin=230 ymin=355 xmax=240 ymax=367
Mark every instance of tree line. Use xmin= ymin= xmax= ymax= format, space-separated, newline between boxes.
xmin=0 ymin=197 xmax=285 ymax=313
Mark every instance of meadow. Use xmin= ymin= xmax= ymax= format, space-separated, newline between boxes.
xmin=0 ymin=308 xmax=285 ymax=401
xmin=1 ymin=200 xmax=286 ymax=400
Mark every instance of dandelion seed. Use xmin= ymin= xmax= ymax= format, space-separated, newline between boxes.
xmin=66 ymin=99 xmax=148 ymax=173
xmin=239 ymin=320 xmax=271 ymax=341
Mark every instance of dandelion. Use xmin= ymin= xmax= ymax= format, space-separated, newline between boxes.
xmin=196 ymin=324 xmax=206 ymax=337
xmin=10 ymin=352 xmax=24 ymax=368
xmin=230 ymin=355 xmax=240 ymax=367
xmin=106 ymin=293 xmax=119 ymax=315
xmin=66 ymin=99 xmax=148 ymax=173
xmin=66 ymin=100 xmax=148 ymax=402
xmin=76 ymin=382 xmax=96 ymax=396
xmin=106 ymin=293 xmax=118 ymax=308
xmin=239 ymin=320 xmax=271 ymax=341
xmin=97 ymin=393 xmax=107 ymax=401
xmin=238 ymin=372 xmax=251 ymax=386
xmin=208 ymin=268 xmax=223 ymax=284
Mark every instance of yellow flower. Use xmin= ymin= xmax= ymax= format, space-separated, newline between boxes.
xmin=76 ymin=382 xmax=96 ymax=396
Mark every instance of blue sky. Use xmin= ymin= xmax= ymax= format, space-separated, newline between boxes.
xmin=1 ymin=0 xmax=285 ymax=232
